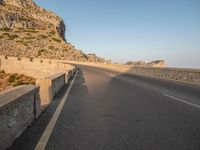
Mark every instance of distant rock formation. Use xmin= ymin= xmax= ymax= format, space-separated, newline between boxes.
xmin=87 ymin=53 xmax=111 ymax=63
xmin=0 ymin=0 xmax=108 ymax=63
xmin=126 ymin=61 xmax=146 ymax=66
xmin=126 ymin=60 xmax=166 ymax=67
xmin=147 ymin=60 xmax=166 ymax=67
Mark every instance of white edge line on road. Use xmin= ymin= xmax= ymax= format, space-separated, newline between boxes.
xmin=163 ymin=93 xmax=200 ymax=109
xmin=109 ymin=74 xmax=115 ymax=77
xmin=35 ymin=72 xmax=78 ymax=150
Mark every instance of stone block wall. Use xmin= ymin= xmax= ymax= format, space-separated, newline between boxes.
xmin=0 ymin=85 xmax=41 ymax=150
xmin=69 ymin=61 xmax=130 ymax=72
xmin=0 ymin=55 xmax=76 ymax=106
xmin=0 ymin=55 xmax=71 ymax=79
xmin=36 ymin=73 xmax=66 ymax=107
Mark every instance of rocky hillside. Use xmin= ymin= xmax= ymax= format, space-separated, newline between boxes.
xmin=126 ymin=60 xmax=166 ymax=67
xmin=0 ymin=0 xmax=108 ymax=62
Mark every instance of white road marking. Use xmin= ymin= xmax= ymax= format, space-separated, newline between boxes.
xmin=35 ymin=72 xmax=78 ymax=150
xmin=163 ymin=93 xmax=200 ymax=109
xmin=109 ymin=74 xmax=115 ymax=77
xmin=101 ymin=72 xmax=115 ymax=77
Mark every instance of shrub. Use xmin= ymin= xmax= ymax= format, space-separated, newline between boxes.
xmin=0 ymin=28 xmax=11 ymax=32
xmin=63 ymin=49 xmax=68 ymax=52
xmin=39 ymin=35 xmax=48 ymax=39
xmin=37 ymin=49 xmax=47 ymax=56
xmin=48 ymin=46 xmax=55 ymax=50
xmin=19 ymin=17 xmax=28 ymax=21
xmin=49 ymin=30 xmax=55 ymax=35
xmin=2 ymin=33 xmax=9 ymax=36
xmin=26 ymin=33 xmax=32 ymax=36
xmin=52 ymin=37 xmax=61 ymax=43
xmin=7 ymin=34 xmax=19 ymax=40
xmin=23 ymin=42 xmax=29 ymax=46
xmin=16 ymin=40 xmax=23 ymax=43
xmin=22 ymin=36 xmax=34 ymax=40
xmin=13 ymin=80 xmax=25 ymax=86
xmin=0 ymin=35 xmax=4 ymax=39
xmin=7 ymin=74 xmax=19 ymax=83
xmin=24 ymin=29 xmax=38 ymax=33
xmin=14 ymin=30 xmax=21 ymax=33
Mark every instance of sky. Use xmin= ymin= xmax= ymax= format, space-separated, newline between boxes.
xmin=35 ymin=0 xmax=200 ymax=68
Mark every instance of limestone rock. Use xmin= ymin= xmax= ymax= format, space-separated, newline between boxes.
xmin=0 ymin=0 xmax=107 ymax=63
xmin=126 ymin=60 xmax=166 ymax=68
xmin=147 ymin=60 xmax=166 ymax=67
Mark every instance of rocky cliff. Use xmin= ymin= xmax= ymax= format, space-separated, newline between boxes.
xmin=0 ymin=0 xmax=107 ymax=62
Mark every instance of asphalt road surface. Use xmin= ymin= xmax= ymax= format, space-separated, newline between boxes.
xmin=10 ymin=65 xmax=200 ymax=150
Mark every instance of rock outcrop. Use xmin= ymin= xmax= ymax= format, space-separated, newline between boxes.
xmin=126 ymin=61 xmax=146 ymax=66
xmin=126 ymin=60 xmax=166 ymax=68
xmin=147 ymin=60 xmax=166 ymax=67
xmin=0 ymin=0 xmax=107 ymax=62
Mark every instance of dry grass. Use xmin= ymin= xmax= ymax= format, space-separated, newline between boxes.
xmin=0 ymin=70 xmax=36 ymax=92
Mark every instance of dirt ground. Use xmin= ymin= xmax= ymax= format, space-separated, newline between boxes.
xmin=0 ymin=70 xmax=35 ymax=92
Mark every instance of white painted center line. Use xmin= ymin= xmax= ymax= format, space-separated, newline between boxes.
xmin=35 ymin=72 xmax=78 ymax=150
xmin=163 ymin=93 xmax=200 ymax=109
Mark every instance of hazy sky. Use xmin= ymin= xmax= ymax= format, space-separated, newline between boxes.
xmin=35 ymin=0 xmax=200 ymax=68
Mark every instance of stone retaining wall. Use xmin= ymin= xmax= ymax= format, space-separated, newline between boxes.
xmin=0 ymin=55 xmax=73 ymax=79
xmin=68 ymin=61 xmax=130 ymax=72
xmin=36 ymin=73 xmax=65 ymax=107
xmin=0 ymin=55 xmax=76 ymax=106
xmin=0 ymin=85 xmax=41 ymax=150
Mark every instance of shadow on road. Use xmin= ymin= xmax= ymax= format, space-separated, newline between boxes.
xmin=9 ymin=73 xmax=80 ymax=150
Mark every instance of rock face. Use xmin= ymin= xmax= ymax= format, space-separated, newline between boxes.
xmin=126 ymin=60 xmax=166 ymax=68
xmin=0 ymin=0 xmax=107 ymax=62
xmin=0 ymin=0 xmax=65 ymax=40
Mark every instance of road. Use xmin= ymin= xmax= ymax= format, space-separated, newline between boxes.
xmin=10 ymin=65 xmax=200 ymax=150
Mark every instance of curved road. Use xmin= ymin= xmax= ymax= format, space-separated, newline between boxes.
xmin=10 ymin=65 xmax=200 ymax=150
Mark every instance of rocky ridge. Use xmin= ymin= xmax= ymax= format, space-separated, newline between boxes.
xmin=126 ymin=60 xmax=166 ymax=67
xmin=0 ymin=0 xmax=108 ymax=62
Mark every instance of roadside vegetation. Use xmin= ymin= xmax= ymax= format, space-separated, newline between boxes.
xmin=0 ymin=70 xmax=36 ymax=92
xmin=52 ymin=37 xmax=61 ymax=43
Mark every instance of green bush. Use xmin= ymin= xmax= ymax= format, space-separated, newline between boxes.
xmin=52 ymin=37 xmax=61 ymax=43
xmin=49 ymin=30 xmax=56 ymax=35
xmin=23 ymin=42 xmax=29 ymax=46
xmin=19 ymin=17 xmax=28 ymax=21
xmin=13 ymin=80 xmax=26 ymax=86
xmin=7 ymin=34 xmax=19 ymax=40
xmin=0 ymin=28 xmax=11 ymax=32
xmin=24 ymin=29 xmax=38 ymax=33
xmin=63 ymin=49 xmax=68 ymax=52
xmin=37 ymin=49 xmax=47 ymax=56
xmin=39 ymin=35 xmax=48 ymax=39
xmin=48 ymin=46 xmax=55 ymax=50
xmin=22 ymin=36 xmax=34 ymax=40
xmin=7 ymin=74 xmax=19 ymax=83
